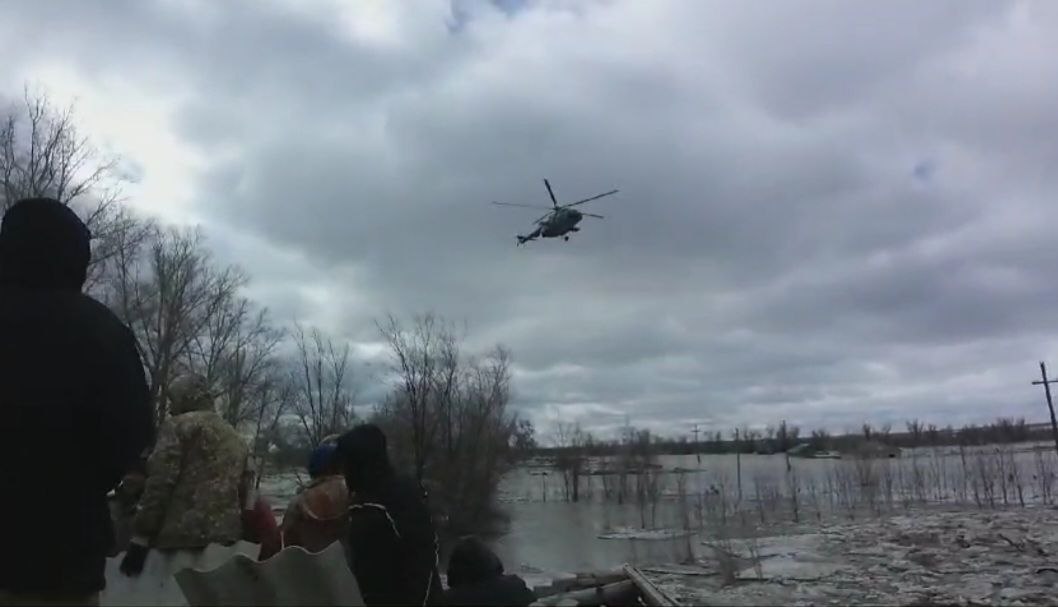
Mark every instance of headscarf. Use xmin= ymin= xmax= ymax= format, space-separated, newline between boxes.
xmin=308 ymin=440 xmax=340 ymax=479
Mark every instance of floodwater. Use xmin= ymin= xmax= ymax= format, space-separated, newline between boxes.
xmin=261 ymin=445 xmax=1058 ymax=584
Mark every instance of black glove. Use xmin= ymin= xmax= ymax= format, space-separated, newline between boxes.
xmin=120 ymin=540 xmax=150 ymax=577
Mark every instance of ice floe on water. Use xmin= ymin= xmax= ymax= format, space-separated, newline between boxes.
xmin=643 ymin=505 xmax=1058 ymax=606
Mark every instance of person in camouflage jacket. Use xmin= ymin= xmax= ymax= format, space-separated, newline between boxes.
xmin=119 ymin=374 xmax=249 ymax=575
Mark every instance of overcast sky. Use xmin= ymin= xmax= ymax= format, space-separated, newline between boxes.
xmin=3 ymin=0 xmax=1058 ymax=440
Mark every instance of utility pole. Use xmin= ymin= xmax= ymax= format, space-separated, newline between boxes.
xmin=692 ymin=424 xmax=701 ymax=465
xmin=1032 ymin=361 xmax=1058 ymax=459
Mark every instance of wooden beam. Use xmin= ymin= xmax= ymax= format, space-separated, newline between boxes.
xmin=622 ymin=564 xmax=678 ymax=607
xmin=530 ymin=580 xmax=638 ymax=606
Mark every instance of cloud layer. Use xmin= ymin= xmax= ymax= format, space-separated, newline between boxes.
xmin=4 ymin=0 xmax=1058 ymax=438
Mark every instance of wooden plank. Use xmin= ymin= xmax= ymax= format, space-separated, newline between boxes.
xmin=531 ymin=579 xmax=639 ymax=607
xmin=574 ymin=570 xmax=628 ymax=588
xmin=535 ymin=569 xmax=627 ymax=599
xmin=623 ymin=564 xmax=678 ymax=607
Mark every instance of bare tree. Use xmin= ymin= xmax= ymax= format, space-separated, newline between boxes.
xmin=512 ymin=418 xmax=537 ymax=455
xmin=775 ymin=420 xmax=799 ymax=452
xmin=878 ymin=423 xmax=893 ymax=443
xmin=447 ymin=346 xmax=516 ymax=519
xmin=434 ymin=323 xmax=462 ymax=465
xmin=373 ymin=313 xmax=520 ymax=536
xmin=0 ymin=87 xmax=129 ymax=287
xmin=553 ymin=420 xmax=589 ymax=503
xmin=185 ymin=291 xmax=283 ymax=428
xmin=103 ymin=226 xmax=246 ymax=424
xmin=906 ymin=419 xmax=924 ymax=448
xmin=247 ymin=369 xmax=294 ymax=486
xmin=289 ymin=323 xmax=355 ymax=448
xmin=926 ymin=423 xmax=940 ymax=446
xmin=809 ymin=428 xmax=831 ymax=451
xmin=375 ymin=313 xmax=458 ymax=481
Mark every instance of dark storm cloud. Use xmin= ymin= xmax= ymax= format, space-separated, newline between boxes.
xmin=4 ymin=0 xmax=1058 ymax=437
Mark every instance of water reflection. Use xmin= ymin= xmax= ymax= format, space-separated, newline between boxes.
xmin=260 ymin=447 xmax=1058 ymax=583
xmin=491 ymin=500 xmax=697 ymax=582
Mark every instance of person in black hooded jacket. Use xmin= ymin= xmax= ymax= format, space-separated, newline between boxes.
xmin=441 ymin=536 xmax=536 ymax=607
xmin=336 ymin=424 xmax=443 ymax=606
xmin=0 ymin=198 xmax=153 ymax=605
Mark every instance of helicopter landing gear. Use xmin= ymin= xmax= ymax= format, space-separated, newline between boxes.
xmin=564 ymin=236 xmax=570 ymax=242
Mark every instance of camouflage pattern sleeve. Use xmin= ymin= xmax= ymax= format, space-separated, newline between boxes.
xmin=132 ymin=419 xmax=183 ymax=541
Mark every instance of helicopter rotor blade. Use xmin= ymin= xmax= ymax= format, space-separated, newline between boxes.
xmin=533 ymin=211 xmax=554 ymax=224
xmin=544 ymin=179 xmax=558 ymax=208
xmin=581 ymin=212 xmax=605 ymax=219
xmin=491 ymin=201 xmax=555 ymax=210
xmin=564 ymin=189 xmax=619 ymax=208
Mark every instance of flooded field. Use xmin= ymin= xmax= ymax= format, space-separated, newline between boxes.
xmin=262 ymin=443 xmax=1058 ymax=598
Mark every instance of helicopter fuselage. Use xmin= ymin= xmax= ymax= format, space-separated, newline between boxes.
xmin=499 ymin=179 xmax=615 ymax=245
xmin=517 ymin=208 xmax=583 ymax=244
xmin=538 ymin=208 xmax=583 ymax=237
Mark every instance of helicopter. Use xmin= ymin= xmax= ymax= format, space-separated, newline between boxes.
xmin=492 ymin=179 xmax=618 ymax=245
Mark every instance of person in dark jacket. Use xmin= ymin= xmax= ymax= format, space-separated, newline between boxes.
xmin=441 ymin=536 xmax=536 ymax=606
xmin=337 ymin=424 xmax=442 ymax=606
xmin=0 ymin=197 xmax=153 ymax=605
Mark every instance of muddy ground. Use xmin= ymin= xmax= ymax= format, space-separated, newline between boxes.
xmin=642 ymin=506 xmax=1058 ymax=606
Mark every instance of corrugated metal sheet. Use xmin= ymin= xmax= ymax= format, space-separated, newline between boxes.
xmin=102 ymin=541 xmax=261 ymax=606
xmin=175 ymin=542 xmax=364 ymax=606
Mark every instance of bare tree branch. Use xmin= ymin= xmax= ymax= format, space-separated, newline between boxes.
xmin=288 ymin=322 xmax=355 ymax=447
xmin=0 ymin=87 xmax=126 ymax=282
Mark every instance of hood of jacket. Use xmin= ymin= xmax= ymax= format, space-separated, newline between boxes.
xmin=0 ymin=197 xmax=90 ymax=291
xmin=441 ymin=575 xmax=536 ymax=607
xmin=446 ymin=536 xmax=505 ymax=588
xmin=169 ymin=374 xmax=215 ymax=415
xmin=336 ymin=424 xmax=394 ymax=494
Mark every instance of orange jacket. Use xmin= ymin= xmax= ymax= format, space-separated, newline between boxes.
xmin=280 ymin=475 xmax=350 ymax=553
